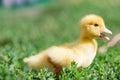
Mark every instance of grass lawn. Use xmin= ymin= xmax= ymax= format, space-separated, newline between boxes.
xmin=0 ymin=0 xmax=120 ymax=80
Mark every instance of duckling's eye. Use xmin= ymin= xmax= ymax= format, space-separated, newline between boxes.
xmin=94 ymin=23 xmax=99 ymax=27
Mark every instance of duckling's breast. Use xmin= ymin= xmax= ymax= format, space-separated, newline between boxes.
xmin=73 ymin=40 xmax=97 ymax=67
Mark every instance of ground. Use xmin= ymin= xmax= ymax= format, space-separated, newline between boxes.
xmin=0 ymin=0 xmax=120 ymax=80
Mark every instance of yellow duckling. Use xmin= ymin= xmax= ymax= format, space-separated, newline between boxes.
xmin=23 ymin=14 xmax=112 ymax=74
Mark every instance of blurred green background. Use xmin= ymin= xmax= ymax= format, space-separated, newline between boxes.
xmin=0 ymin=0 xmax=120 ymax=80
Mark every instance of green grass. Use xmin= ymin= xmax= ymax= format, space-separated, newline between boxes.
xmin=0 ymin=0 xmax=120 ymax=80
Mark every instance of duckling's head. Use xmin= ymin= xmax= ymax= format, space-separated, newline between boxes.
xmin=80 ymin=14 xmax=112 ymax=40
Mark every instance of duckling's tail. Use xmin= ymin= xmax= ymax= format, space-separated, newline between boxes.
xmin=23 ymin=58 xmax=30 ymax=63
xmin=23 ymin=51 xmax=54 ymax=70
xmin=23 ymin=55 xmax=42 ymax=70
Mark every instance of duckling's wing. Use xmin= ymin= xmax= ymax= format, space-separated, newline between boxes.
xmin=47 ymin=46 xmax=73 ymax=67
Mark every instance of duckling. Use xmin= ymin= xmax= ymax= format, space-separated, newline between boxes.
xmin=23 ymin=14 xmax=112 ymax=74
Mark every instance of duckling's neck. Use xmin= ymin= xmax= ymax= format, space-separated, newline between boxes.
xmin=80 ymin=34 xmax=95 ymax=42
xmin=79 ymin=33 xmax=97 ymax=49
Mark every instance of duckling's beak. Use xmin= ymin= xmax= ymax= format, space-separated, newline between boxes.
xmin=100 ymin=27 xmax=112 ymax=40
